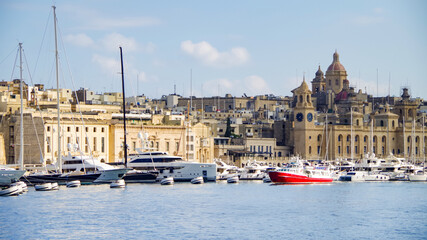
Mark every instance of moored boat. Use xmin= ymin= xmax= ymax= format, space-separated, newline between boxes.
xmin=160 ymin=177 xmax=174 ymax=185
xmin=190 ymin=176 xmax=204 ymax=184
xmin=227 ymin=176 xmax=239 ymax=183
xmin=110 ymin=179 xmax=126 ymax=188
xmin=66 ymin=180 xmax=81 ymax=188
xmin=0 ymin=185 xmax=21 ymax=196
xmin=35 ymin=182 xmax=53 ymax=191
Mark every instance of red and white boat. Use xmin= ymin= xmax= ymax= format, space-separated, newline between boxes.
xmin=269 ymin=158 xmax=333 ymax=184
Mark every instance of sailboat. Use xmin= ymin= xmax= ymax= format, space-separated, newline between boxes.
xmin=23 ymin=6 xmax=129 ymax=185
xmin=0 ymin=43 xmax=26 ymax=187
xmin=118 ymin=47 xmax=157 ymax=183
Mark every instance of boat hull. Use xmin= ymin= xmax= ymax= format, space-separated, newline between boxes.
xmin=269 ymin=171 xmax=333 ymax=184
xmin=0 ymin=170 xmax=26 ymax=186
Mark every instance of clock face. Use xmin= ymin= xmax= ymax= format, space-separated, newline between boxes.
xmin=296 ymin=112 xmax=304 ymax=122
xmin=307 ymin=113 xmax=313 ymax=122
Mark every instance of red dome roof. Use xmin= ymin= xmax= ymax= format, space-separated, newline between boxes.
xmin=335 ymin=90 xmax=348 ymax=101
xmin=327 ymin=51 xmax=346 ymax=72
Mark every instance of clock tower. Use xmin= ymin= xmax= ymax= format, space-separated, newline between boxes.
xmin=292 ymin=78 xmax=316 ymax=159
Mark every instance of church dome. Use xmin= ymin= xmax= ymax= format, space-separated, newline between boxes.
xmin=315 ymin=65 xmax=324 ymax=76
xmin=335 ymin=89 xmax=348 ymax=102
xmin=327 ymin=51 xmax=346 ymax=72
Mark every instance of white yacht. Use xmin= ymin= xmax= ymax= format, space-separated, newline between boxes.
xmin=408 ymin=170 xmax=427 ymax=182
xmin=0 ymin=166 xmax=26 ymax=186
xmin=25 ymin=153 xmax=130 ymax=185
xmin=215 ymin=159 xmax=239 ymax=180
xmin=128 ymin=151 xmax=217 ymax=182
xmin=238 ymin=161 xmax=268 ymax=180
xmin=338 ymin=171 xmax=367 ymax=182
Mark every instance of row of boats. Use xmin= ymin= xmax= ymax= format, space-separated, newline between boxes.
xmin=217 ymin=154 xmax=427 ymax=184
xmin=1 ymin=152 xmax=426 ymax=196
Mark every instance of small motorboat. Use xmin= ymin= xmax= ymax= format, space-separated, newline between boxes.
xmin=51 ymin=182 xmax=59 ymax=190
xmin=110 ymin=179 xmax=126 ymax=188
xmin=11 ymin=181 xmax=27 ymax=193
xmin=0 ymin=185 xmax=21 ymax=196
xmin=160 ymin=177 xmax=174 ymax=185
xmin=66 ymin=180 xmax=81 ymax=188
xmin=227 ymin=176 xmax=239 ymax=183
xmin=35 ymin=182 xmax=53 ymax=191
xmin=262 ymin=176 xmax=272 ymax=183
xmin=190 ymin=176 xmax=204 ymax=184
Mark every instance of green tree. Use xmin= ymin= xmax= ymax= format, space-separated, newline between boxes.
xmin=225 ymin=117 xmax=232 ymax=137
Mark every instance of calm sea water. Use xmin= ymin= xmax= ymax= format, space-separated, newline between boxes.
xmin=1 ymin=181 xmax=426 ymax=240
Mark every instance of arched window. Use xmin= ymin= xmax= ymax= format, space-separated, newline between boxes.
xmin=382 ymin=136 xmax=386 ymax=143
xmin=356 ymin=119 xmax=360 ymax=126
xmin=347 ymin=135 xmax=351 ymax=142
xmin=355 ymin=135 xmax=359 ymax=142
xmin=380 ymin=120 xmax=384 ymax=126
xmin=307 ymin=95 xmax=310 ymax=103
xmin=364 ymin=136 xmax=367 ymax=142
xmin=392 ymin=121 xmax=395 ymax=128
xmin=373 ymin=136 xmax=377 ymax=143
xmin=299 ymin=95 xmax=303 ymax=103
xmin=408 ymin=136 xmax=411 ymax=142
xmin=317 ymin=135 xmax=322 ymax=141
xmin=416 ymin=136 xmax=419 ymax=143
xmin=338 ymin=135 xmax=342 ymax=142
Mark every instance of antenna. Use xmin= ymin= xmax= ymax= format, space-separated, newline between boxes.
xmin=190 ymin=68 xmax=192 ymax=112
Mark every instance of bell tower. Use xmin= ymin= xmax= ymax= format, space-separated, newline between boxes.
xmin=325 ymin=51 xmax=348 ymax=94
xmin=292 ymin=78 xmax=316 ymax=159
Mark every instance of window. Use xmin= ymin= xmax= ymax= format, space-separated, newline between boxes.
xmin=67 ymin=127 xmax=70 ymax=132
xmin=176 ymin=142 xmax=179 ymax=151
xmin=47 ymin=126 xmax=50 ymax=132
xmin=76 ymin=127 xmax=79 ymax=132
xmin=335 ymin=79 xmax=338 ymax=85
xmin=133 ymin=141 xmax=136 ymax=151
xmin=85 ymin=127 xmax=88 ymax=132
xmin=166 ymin=142 xmax=170 ymax=151
xmin=338 ymin=146 xmax=341 ymax=154
xmin=317 ymin=146 xmax=321 ymax=154
xmin=101 ymin=137 xmax=105 ymax=153
xmin=47 ymin=137 xmax=51 ymax=153
xmin=102 ymin=127 xmax=105 ymax=133
xmin=309 ymin=146 xmax=312 ymax=154
xmin=355 ymin=146 xmax=358 ymax=154
xmin=347 ymin=146 xmax=350 ymax=154
xmin=94 ymin=127 xmax=96 ymax=133
xmin=67 ymin=137 xmax=71 ymax=144
xmin=85 ymin=138 xmax=88 ymax=153
xmin=93 ymin=137 xmax=97 ymax=151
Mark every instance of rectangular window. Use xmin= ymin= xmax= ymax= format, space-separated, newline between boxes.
xmin=176 ymin=142 xmax=179 ymax=151
xmin=101 ymin=137 xmax=105 ymax=153
xmin=101 ymin=127 xmax=105 ymax=133
xmin=133 ymin=141 xmax=136 ymax=151
xmin=94 ymin=127 xmax=96 ymax=133
xmin=67 ymin=137 xmax=71 ymax=144
xmin=85 ymin=127 xmax=88 ymax=132
xmin=47 ymin=126 xmax=50 ymax=132
xmin=47 ymin=137 xmax=51 ymax=153
xmin=85 ymin=138 xmax=88 ymax=153
xmin=166 ymin=142 xmax=170 ymax=151
xmin=338 ymin=146 xmax=341 ymax=154
xmin=76 ymin=127 xmax=79 ymax=132
xmin=93 ymin=137 xmax=97 ymax=151
xmin=67 ymin=127 xmax=70 ymax=132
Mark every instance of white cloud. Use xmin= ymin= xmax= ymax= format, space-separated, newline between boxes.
xmin=202 ymin=75 xmax=270 ymax=97
xmin=243 ymin=75 xmax=271 ymax=95
xmin=92 ymin=54 xmax=120 ymax=76
xmin=181 ymin=40 xmax=250 ymax=67
xmin=64 ymin=33 xmax=94 ymax=47
xmin=100 ymin=33 xmax=139 ymax=52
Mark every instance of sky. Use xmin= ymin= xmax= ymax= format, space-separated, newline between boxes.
xmin=1 ymin=0 xmax=426 ymax=100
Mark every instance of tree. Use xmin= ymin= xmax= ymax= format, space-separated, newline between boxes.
xmin=225 ymin=117 xmax=232 ymax=137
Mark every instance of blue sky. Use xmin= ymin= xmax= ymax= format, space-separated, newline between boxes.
xmin=1 ymin=0 xmax=426 ymax=99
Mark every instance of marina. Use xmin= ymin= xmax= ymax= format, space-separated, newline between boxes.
xmin=1 ymin=181 xmax=426 ymax=239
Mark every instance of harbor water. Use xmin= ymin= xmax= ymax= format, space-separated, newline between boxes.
xmin=1 ymin=181 xmax=426 ymax=240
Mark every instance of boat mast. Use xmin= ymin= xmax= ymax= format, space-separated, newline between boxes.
xmin=53 ymin=6 xmax=62 ymax=173
xmin=403 ymin=116 xmax=406 ymax=159
xmin=19 ymin=43 xmax=24 ymax=170
xmin=350 ymin=108 xmax=354 ymax=160
xmin=120 ymin=47 xmax=128 ymax=167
